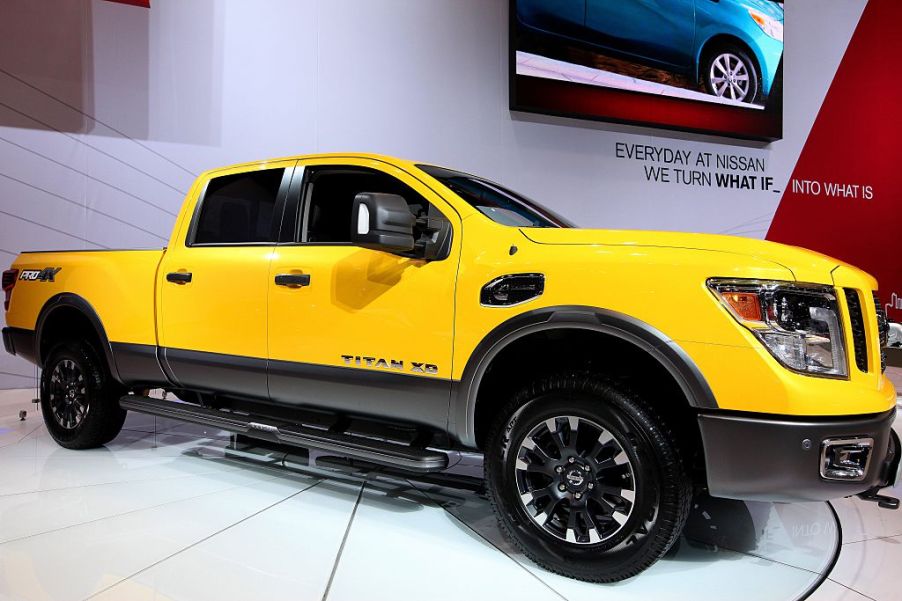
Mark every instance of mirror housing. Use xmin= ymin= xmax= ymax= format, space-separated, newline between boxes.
xmin=351 ymin=192 xmax=416 ymax=253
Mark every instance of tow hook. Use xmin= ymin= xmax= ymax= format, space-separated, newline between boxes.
xmin=857 ymin=487 xmax=901 ymax=510
xmin=856 ymin=430 xmax=902 ymax=509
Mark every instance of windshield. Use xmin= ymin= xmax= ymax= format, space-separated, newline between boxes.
xmin=418 ymin=165 xmax=572 ymax=228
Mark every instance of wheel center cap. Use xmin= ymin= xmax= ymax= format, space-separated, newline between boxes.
xmin=564 ymin=468 xmax=587 ymax=491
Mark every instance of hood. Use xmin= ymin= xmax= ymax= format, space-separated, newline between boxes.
xmin=519 ymin=228 xmax=858 ymax=285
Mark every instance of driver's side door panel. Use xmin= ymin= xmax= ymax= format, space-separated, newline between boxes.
xmin=266 ymin=159 xmax=461 ymax=431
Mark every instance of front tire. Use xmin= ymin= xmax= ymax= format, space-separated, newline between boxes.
xmin=485 ymin=374 xmax=691 ymax=582
xmin=703 ymin=45 xmax=760 ymax=104
xmin=41 ymin=341 xmax=127 ymax=449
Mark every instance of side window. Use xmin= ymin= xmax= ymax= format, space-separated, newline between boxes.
xmin=301 ymin=167 xmax=446 ymax=245
xmin=192 ymin=168 xmax=286 ymax=245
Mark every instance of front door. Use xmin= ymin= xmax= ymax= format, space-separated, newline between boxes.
xmin=586 ymin=0 xmax=695 ymax=68
xmin=266 ymin=158 xmax=460 ymax=431
xmin=158 ymin=161 xmax=296 ymax=399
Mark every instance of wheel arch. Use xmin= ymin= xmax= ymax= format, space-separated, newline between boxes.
xmin=451 ymin=306 xmax=717 ymax=449
xmin=35 ymin=293 xmax=121 ymax=382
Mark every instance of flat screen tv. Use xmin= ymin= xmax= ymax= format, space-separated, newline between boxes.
xmin=510 ymin=0 xmax=784 ymax=141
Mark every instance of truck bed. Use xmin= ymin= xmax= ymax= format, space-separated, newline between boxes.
xmin=5 ymin=249 xmax=164 ymax=348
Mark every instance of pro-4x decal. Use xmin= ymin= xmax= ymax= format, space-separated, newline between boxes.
xmin=19 ymin=267 xmax=61 ymax=282
xmin=341 ymin=355 xmax=438 ymax=375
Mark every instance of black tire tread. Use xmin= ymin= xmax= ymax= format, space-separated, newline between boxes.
xmin=484 ymin=372 xmax=692 ymax=583
xmin=41 ymin=341 xmax=126 ymax=450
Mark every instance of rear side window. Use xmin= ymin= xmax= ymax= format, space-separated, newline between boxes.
xmin=192 ymin=169 xmax=286 ymax=244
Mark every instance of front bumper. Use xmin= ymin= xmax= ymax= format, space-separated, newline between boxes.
xmin=700 ymin=408 xmax=899 ymax=502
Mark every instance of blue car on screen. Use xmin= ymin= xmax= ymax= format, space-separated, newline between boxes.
xmin=517 ymin=0 xmax=784 ymax=104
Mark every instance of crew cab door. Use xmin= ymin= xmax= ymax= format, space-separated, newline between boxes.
xmin=517 ymin=0 xmax=587 ymax=37
xmin=586 ymin=0 xmax=695 ymax=68
xmin=266 ymin=158 xmax=461 ymax=431
xmin=157 ymin=161 xmax=297 ymax=399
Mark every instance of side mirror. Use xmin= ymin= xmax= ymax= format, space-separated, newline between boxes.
xmin=351 ymin=192 xmax=416 ymax=253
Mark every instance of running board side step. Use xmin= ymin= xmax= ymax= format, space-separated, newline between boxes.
xmin=119 ymin=395 xmax=448 ymax=473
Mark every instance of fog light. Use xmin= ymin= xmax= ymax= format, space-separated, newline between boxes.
xmin=820 ymin=437 xmax=874 ymax=481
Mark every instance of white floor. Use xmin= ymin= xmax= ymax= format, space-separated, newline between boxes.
xmin=516 ymin=51 xmax=765 ymax=110
xmin=0 ymin=389 xmax=899 ymax=601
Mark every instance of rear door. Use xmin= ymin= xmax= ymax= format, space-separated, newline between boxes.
xmin=266 ymin=158 xmax=461 ymax=430
xmin=517 ymin=0 xmax=587 ymax=37
xmin=586 ymin=0 xmax=695 ymax=68
xmin=157 ymin=161 xmax=297 ymax=399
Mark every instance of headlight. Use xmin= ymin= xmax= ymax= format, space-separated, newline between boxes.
xmin=708 ymin=279 xmax=847 ymax=378
xmin=748 ymin=8 xmax=783 ymax=42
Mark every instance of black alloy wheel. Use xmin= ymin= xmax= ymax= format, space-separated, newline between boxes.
xmin=41 ymin=341 xmax=127 ymax=449
xmin=513 ymin=415 xmax=636 ymax=545
xmin=47 ymin=358 xmax=90 ymax=430
xmin=485 ymin=374 xmax=691 ymax=582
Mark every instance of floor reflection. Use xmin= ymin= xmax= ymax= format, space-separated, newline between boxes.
xmin=217 ymin=431 xmax=841 ymax=578
xmin=0 ymin=409 xmax=843 ymax=601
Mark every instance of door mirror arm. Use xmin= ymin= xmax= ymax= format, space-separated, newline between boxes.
xmin=413 ymin=217 xmax=452 ymax=261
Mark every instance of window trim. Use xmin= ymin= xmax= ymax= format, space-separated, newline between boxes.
xmin=185 ymin=166 xmax=295 ymax=248
xmin=276 ymin=166 xmax=306 ymax=244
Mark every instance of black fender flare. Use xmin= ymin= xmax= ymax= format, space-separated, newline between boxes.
xmin=449 ymin=305 xmax=718 ymax=448
xmin=35 ymin=293 xmax=122 ymax=383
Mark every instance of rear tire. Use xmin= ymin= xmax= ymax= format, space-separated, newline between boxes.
xmin=40 ymin=341 xmax=127 ymax=449
xmin=485 ymin=373 xmax=691 ymax=582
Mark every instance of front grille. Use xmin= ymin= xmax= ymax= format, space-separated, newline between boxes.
xmin=845 ymin=289 xmax=868 ymax=373
xmin=873 ymin=292 xmax=888 ymax=372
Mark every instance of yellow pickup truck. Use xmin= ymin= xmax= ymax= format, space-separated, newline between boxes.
xmin=2 ymin=153 xmax=898 ymax=581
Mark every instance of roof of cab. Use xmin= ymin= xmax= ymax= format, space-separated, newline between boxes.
xmin=198 ymin=153 xmax=419 ymax=179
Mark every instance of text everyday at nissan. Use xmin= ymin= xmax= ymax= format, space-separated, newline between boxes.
xmin=2 ymin=153 xmax=897 ymax=582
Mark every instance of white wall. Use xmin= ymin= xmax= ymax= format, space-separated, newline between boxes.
xmin=0 ymin=0 xmax=866 ymax=388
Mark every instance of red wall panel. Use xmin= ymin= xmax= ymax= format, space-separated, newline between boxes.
xmin=767 ymin=0 xmax=901 ymax=320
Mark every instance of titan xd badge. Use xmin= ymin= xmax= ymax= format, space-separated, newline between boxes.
xmin=19 ymin=267 xmax=61 ymax=282
xmin=341 ymin=355 xmax=438 ymax=374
